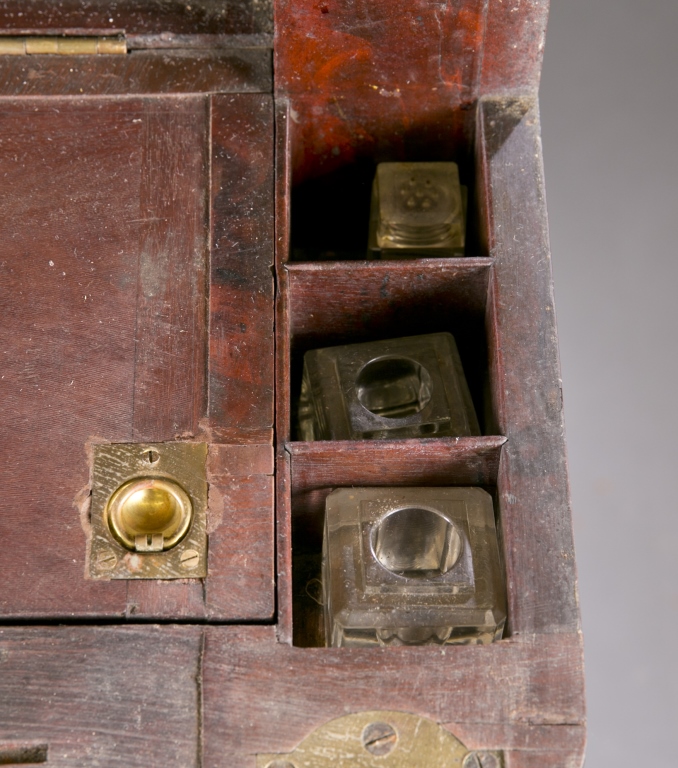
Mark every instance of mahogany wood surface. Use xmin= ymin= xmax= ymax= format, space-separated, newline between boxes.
xmin=274 ymin=0 xmax=547 ymax=186
xmin=0 ymin=96 xmax=209 ymax=618
xmin=0 ymin=626 xmax=203 ymax=768
xmin=202 ymin=625 xmax=585 ymax=767
xmin=477 ymin=100 xmax=580 ymax=637
xmin=0 ymin=0 xmax=586 ymax=764
xmin=207 ymin=94 xmax=275 ymax=444
xmin=0 ymin=93 xmax=276 ymax=621
xmin=288 ymin=436 xmax=506 ymax=491
xmin=0 ymin=50 xmax=272 ymax=97
xmin=0 ymin=0 xmax=273 ymax=36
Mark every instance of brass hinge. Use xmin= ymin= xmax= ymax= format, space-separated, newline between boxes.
xmin=0 ymin=36 xmax=127 ymax=56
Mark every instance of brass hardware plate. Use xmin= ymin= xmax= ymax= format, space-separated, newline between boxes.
xmin=256 ymin=711 xmax=503 ymax=768
xmin=0 ymin=36 xmax=127 ymax=56
xmin=88 ymin=442 xmax=207 ymax=580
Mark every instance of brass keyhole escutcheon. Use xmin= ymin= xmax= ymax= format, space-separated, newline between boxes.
xmin=105 ymin=477 xmax=193 ymax=552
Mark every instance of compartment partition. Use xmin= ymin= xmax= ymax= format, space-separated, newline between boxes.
xmin=275 ymin=104 xmax=512 ymax=646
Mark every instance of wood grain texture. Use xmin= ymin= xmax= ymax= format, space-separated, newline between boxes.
xmin=0 ymin=0 xmax=273 ymax=35
xmin=132 ymin=99 xmax=208 ymax=443
xmin=0 ymin=626 xmax=202 ymax=768
xmin=0 ymin=51 xmax=272 ymax=97
xmin=480 ymin=0 xmax=548 ymax=97
xmin=0 ymin=95 xmax=276 ymax=620
xmin=205 ymin=444 xmax=275 ymax=620
xmin=275 ymin=450 xmax=294 ymax=643
xmin=274 ymin=102 xmax=292 ymax=442
xmin=0 ymin=98 xmax=166 ymax=617
xmin=288 ymin=436 xmax=506 ymax=491
xmin=0 ymin=96 xmax=211 ymax=619
xmin=202 ymin=626 xmax=585 ymax=767
xmin=478 ymin=99 xmax=580 ymax=636
xmin=207 ymin=94 xmax=275 ymax=444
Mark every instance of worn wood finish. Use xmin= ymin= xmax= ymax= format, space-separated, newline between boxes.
xmin=0 ymin=96 xmax=209 ymax=618
xmin=288 ymin=436 xmax=506 ymax=491
xmin=271 ymin=4 xmax=584 ymax=758
xmin=276 ymin=449 xmax=295 ymax=643
xmin=202 ymin=625 xmax=585 ymax=767
xmin=477 ymin=100 xmax=580 ymax=637
xmin=0 ymin=626 xmax=202 ymax=767
xmin=0 ymin=51 xmax=272 ymax=97
xmin=205 ymin=444 xmax=275 ymax=620
xmin=132 ymin=101 xmax=208 ymax=442
xmin=0 ymin=93 xmax=276 ymax=620
xmin=207 ymin=94 xmax=275 ymax=444
xmin=0 ymin=0 xmax=273 ymax=35
xmin=274 ymin=0 xmax=547 ymax=185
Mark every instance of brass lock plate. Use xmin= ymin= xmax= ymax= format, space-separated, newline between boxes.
xmin=256 ymin=711 xmax=503 ymax=768
xmin=88 ymin=442 xmax=207 ymax=580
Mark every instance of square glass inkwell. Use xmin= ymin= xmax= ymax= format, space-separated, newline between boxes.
xmin=367 ymin=162 xmax=467 ymax=259
xmin=298 ymin=332 xmax=479 ymax=441
xmin=322 ymin=487 xmax=506 ymax=647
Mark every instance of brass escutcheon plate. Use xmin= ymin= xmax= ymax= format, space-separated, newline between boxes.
xmin=256 ymin=711 xmax=503 ymax=768
xmin=88 ymin=442 xmax=208 ymax=580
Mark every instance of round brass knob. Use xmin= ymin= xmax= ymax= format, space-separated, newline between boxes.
xmin=105 ymin=477 xmax=193 ymax=552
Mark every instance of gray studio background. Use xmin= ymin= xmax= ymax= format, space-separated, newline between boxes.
xmin=540 ymin=1 xmax=678 ymax=765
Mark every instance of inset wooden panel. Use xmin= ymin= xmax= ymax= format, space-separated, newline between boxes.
xmin=0 ymin=93 xmax=276 ymax=620
xmin=0 ymin=626 xmax=202 ymax=767
xmin=208 ymin=94 xmax=275 ymax=444
xmin=0 ymin=96 xmax=209 ymax=618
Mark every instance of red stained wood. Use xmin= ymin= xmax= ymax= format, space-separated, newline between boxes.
xmin=0 ymin=51 xmax=272 ymax=97
xmin=288 ymin=436 xmax=506 ymax=491
xmin=208 ymin=94 xmax=275 ymax=444
xmin=0 ymin=626 xmax=203 ymax=767
xmin=0 ymin=98 xmax=162 ymax=618
xmin=274 ymin=0 xmax=547 ymax=185
xmin=480 ymin=1 xmax=549 ymax=97
xmin=0 ymin=2 xmax=585 ymax=765
xmin=202 ymin=626 xmax=585 ymax=766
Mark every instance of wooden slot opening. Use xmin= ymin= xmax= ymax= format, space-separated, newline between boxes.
xmin=283 ymin=258 xmax=498 ymax=441
xmin=287 ymin=113 xmax=487 ymax=263
xmin=286 ymin=440 xmax=506 ymax=647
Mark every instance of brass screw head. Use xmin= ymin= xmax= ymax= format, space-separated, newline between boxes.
xmin=362 ymin=722 xmax=398 ymax=756
xmin=96 ymin=549 xmax=118 ymax=570
xmin=179 ymin=549 xmax=200 ymax=570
